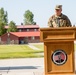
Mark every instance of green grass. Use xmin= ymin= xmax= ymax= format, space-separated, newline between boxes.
xmin=0 ymin=45 xmax=44 ymax=59
xmin=33 ymin=44 xmax=44 ymax=50
xmin=1 ymin=43 xmax=76 ymax=59
xmin=74 ymin=44 xmax=76 ymax=50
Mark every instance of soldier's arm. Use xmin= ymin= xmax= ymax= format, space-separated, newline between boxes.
xmin=66 ymin=16 xmax=72 ymax=27
xmin=48 ymin=17 xmax=53 ymax=27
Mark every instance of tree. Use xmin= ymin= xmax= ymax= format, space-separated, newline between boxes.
xmin=7 ymin=21 xmax=17 ymax=32
xmin=0 ymin=8 xmax=8 ymax=25
xmin=0 ymin=22 xmax=6 ymax=36
xmin=24 ymin=10 xmax=36 ymax=25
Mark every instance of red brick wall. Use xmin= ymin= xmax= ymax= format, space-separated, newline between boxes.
xmin=19 ymin=36 xmax=40 ymax=44
xmin=1 ymin=33 xmax=40 ymax=44
xmin=28 ymin=36 xmax=40 ymax=43
xmin=1 ymin=33 xmax=19 ymax=44
xmin=18 ymin=28 xmax=39 ymax=32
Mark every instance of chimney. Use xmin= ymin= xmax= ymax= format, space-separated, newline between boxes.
xmin=21 ymin=23 xmax=23 ymax=25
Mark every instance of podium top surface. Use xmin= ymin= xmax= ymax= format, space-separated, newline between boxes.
xmin=40 ymin=27 xmax=76 ymax=31
xmin=40 ymin=27 xmax=76 ymax=42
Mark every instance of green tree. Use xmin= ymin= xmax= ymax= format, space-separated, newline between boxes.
xmin=24 ymin=10 xmax=36 ymax=25
xmin=0 ymin=8 xmax=8 ymax=25
xmin=8 ymin=21 xmax=17 ymax=32
xmin=0 ymin=22 xmax=6 ymax=36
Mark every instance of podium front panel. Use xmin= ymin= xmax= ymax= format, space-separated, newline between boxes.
xmin=44 ymin=41 xmax=74 ymax=74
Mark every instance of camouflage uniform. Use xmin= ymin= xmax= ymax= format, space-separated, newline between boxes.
xmin=48 ymin=13 xmax=72 ymax=27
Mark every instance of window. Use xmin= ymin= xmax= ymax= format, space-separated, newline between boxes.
xmin=32 ymin=36 xmax=35 ymax=40
xmin=19 ymin=29 xmax=22 ymax=32
xmin=34 ymin=29 xmax=37 ymax=31
xmin=0 ymin=37 xmax=1 ymax=42
xmin=27 ymin=29 xmax=29 ymax=31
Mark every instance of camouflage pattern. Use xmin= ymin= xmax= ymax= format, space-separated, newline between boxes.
xmin=48 ymin=13 xmax=72 ymax=27
xmin=55 ymin=5 xmax=62 ymax=10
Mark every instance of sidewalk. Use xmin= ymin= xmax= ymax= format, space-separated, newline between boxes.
xmin=0 ymin=52 xmax=76 ymax=75
xmin=0 ymin=58 xmax=44 ymax=75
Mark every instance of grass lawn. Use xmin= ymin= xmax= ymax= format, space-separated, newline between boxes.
xmin=0 ymin=44 xmax=76 ymax=59
xmin=0 ymin=45 xmax=44 ymax=59
xmin=74 ymin=44 xmax=76 ymax=50
xmin=33 ymin=44 xmax=44 ymax=50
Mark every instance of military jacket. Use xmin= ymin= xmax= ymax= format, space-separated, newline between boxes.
xmin=48 ymin=13 xmax=72 ymax=27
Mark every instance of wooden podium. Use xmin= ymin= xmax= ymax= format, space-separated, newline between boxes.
xmin=40 ymin=27 xmax=76 ymax=75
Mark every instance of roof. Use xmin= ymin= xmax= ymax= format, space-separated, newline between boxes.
xmin=5 ymin=25 xmax=39 ymax=29
xmin=10 ymin=32 xmax=40 ymax=37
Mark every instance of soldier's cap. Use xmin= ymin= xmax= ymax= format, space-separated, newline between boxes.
xmin=55 ymin=5 xmax=62 ymax=10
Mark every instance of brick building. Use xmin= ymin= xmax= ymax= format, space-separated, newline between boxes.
xmin=0 ymin=25 xmax=40 ymax=44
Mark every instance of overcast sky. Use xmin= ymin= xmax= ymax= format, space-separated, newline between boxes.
xmin=0 ymin=0 xmax=76 ymax=27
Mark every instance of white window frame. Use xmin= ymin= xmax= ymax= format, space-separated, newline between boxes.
xmin=32 ymin=36 xmax=35 ymax=40
xmin=27 ymin=29 xmax=29 ymax=31
xmin=34 ymin=29 xmax=37 ymax=31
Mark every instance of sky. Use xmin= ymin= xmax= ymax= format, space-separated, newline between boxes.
xmin=0 ymin=0 xmax=76 ymax=27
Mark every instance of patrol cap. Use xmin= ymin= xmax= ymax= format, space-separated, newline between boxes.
xmin=55 ymin=5 xmax=62 ymax=10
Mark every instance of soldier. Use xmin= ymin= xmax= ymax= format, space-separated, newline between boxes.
xmin=48 ymin=5 xmax=72 ymax=27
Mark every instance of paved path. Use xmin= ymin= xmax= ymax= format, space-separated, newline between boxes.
xmin=0 ymin=51 xmax=75 ymax=75
xmin=28 ymin=45 xmax=40 ymax=50
xmin=28 ymin=43 xmax=43 ymax=50
xmin=0 ymin=58 xmax=44 ymax=75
